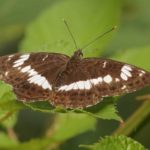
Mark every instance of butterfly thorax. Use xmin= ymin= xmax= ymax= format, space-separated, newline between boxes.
xmin=63 ymin=49 xmax=83 ymax=73
xmin=54 ymin=50 xmax=83 ymax=88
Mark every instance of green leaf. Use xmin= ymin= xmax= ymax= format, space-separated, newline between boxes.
xmin=112 ymin=46 xmax=150 ymax=71
xmin=0 ymin=0 xmax=56 ymax=27
xmin=21 ymin=0 xmax=121 ymax=57
xmin=81 ymin=135 xmax=148 ymax=150
xmin=0 ymin=133 xmax=18 ymax=149
xmin=75 ymin=98 xmax=121 ymax=121
xmin=0 ymin=111 xmax=18 ymax=128
xmin=2 ymin=113 xmax=96 ymax=150
xmin=0 ymin=81 xmax=24 ymax=126
xmin=104 ymin=0 xmax=150 ymax=55
xmin=24 ymin=98 xmax=121 ymax=121
xmin=0 ymin=24 xmax=24 ymax=52
xmin=47 ymin=113 xmax=96 ymax=140
xmin=0 ymin=0 xmax=57 ymax=54
xmin=0 ymin=81 xmax=24 ymax=111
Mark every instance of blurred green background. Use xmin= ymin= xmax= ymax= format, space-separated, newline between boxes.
xmin=0 ymin=0 xmax=150 ymax=150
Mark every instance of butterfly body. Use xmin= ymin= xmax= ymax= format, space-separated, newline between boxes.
xmin=0 ymin=51 xmax=150 ymax=108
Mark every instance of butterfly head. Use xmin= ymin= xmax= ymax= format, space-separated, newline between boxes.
xmin=71 ymin=49 xmax=83 ymax=60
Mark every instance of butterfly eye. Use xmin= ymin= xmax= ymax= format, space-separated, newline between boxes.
xmin=79 ymin=51 xmax=83 ymax=57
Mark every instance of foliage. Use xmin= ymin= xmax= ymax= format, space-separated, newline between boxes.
xmin=0 ymin=0 xmax=149 ymax=150
xmin=20 ymin=0 xmax=121 ymax=57
xmin=81 ymin=135 xmax=147 ymax=150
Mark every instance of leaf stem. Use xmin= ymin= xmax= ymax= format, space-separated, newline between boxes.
xmin=0 ymin=111 xmax=14 ymax=123
xmin=113 ymin=100 xmax=150 ymax=135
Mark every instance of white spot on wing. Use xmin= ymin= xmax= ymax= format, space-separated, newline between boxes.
xmin=139 ymin=70 xmax=146 ymax=77
xmin=115 ymin=78 xmax=120 ymax=82
xmin=26 ymin=68 xmax=51 ymax=90
xmin=12 ymin=54 xmax=52 ymax=90
xmin=98 ymin=77 xmax=103 ymax=82
xmin=73 ymin=83 xmax=79 ymax=90
xmin=5 ymin=71 xmax=9 ymax=76
xmin=13 ymin=62 xmax=24 ymax=67
xmin=121 ymin=85 xmax=127 ymax=89
xmin=121 ymin=66 xmax=132 ymax=77
xmin=13 ymin=58 xmax=25 ymax=64
xmin=21 ymin=65 xmax=31 ymax=73
xmin=35 ymin=75 xmax=45 ymax=86
xmin=76 ymin=81 xmax=85 ymax=89
xmin=58 ymin=79 xmax=92 ymax=91
xmin=13 ymin=54 xmax=30 ymax=67
xmin=42 ymin=55 xmax=48 ymax=61
xmin=9 ymin=55 xmax=14 ymax=58
xmin=120 ymin=72 xmax=128 ymax=81
xmin=42 ymin=79 xmax=51 ymax=89
xmin=123 ymin=65 xmax=132 ymax=71
xmin=28 ymin=69 xmax=37 ymax=76
xmin=65 ymin=83 xmax=75 ymax=91
xmin=17 ymin=67 xmax=21 ymax=70
xmin=20 ymin=54 xmax=30 ymax=59
xmin=28 ymin=74 xmax=52 ymax=90
xmin=28 ymin=74 xmax=40 ymax=83
xmin=90 ymin=78 xmax=99 ymax=85
xmin=120 ymin=65 xmax=133 ymax=81
xmin=141 ymin=70 xmax=146 ymax=74
xmin=58 ymin=85 xmax=68 ymax=91
xmin=84 ymin=80 xmax=92 ymax=89
xmin=58 ymin=76 xmax=103 ymax=91
xmin=7 ymin=55 xmax=14 ymax=61
xmin=103 ymin=75 xmax=112 ymax=83
xmin=102 ymin=61 xmax=107 ymax=68
xmin=139 ymin=73 xmax=143 ymax=77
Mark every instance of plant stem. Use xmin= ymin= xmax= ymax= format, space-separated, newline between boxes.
xmin=113 ymin=100 xmax=150 ymax=135
xmin=0 ymin=111 xmax=14 ymax=123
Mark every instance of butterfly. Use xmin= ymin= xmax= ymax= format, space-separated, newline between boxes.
xmin=0 ymin=21 xmax=150 ymax=109
xmin=0 ymin=50 xmax=150 ymax=109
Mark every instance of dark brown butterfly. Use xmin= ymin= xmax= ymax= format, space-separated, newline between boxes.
xmin=0 ymin=50 xmax=150 ymax=108
xmin=0 ymin=22 xmax=150 ymax=109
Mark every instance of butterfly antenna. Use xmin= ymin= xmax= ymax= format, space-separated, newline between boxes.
xmin=81 ymin=26 xmax=117 ymax=50
xmin=63 ymin=19 xmax=78 ymax=50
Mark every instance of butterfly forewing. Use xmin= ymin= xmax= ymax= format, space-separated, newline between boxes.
xmin=0 ymin=52 xmax=69 ymax=101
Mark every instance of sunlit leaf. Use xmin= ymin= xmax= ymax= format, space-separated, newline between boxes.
xmin=24 ymin=98 xmax=121 ymax=121
xmin=112 ymin=46 xmax=150 ymax=71
xmin=0 ymin=0 xmax=57 ymax=54
xmin=21 ymin=0 xmax=121 ymax=57
xmin=81 ymin=135 xmax=147 ymax=150
xmin=3 ymin=113 xmax=96 ymax=150
xmin=47 ymin=113 xmax=96 ymax=140
xmin=104 ymin=0 xmax=150 ymax=56
xmin=0 ymin=133 xmax=18 ymax=149
xmin=0 ymin=81 xmax=24 ymax=127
